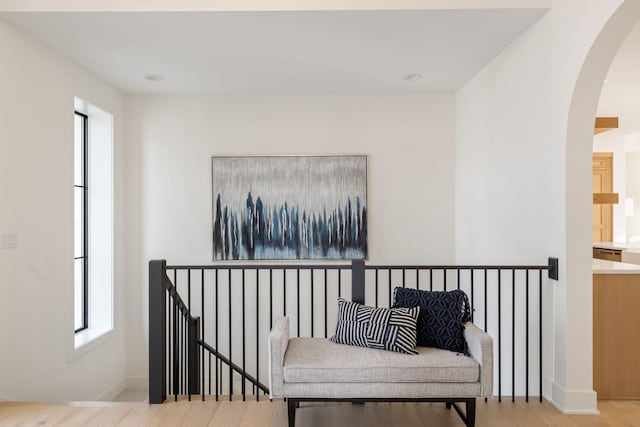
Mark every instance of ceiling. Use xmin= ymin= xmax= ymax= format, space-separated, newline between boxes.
xmin=0 ymin=9 xmax=547 ymax=94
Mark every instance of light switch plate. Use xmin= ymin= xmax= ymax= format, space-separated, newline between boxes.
xmin=0 ymin=233 xmax=17 ymax=249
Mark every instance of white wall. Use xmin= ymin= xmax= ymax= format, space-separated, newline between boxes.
xmin=0 ymin=19 xmax=127 ymax=400
xmin=455 ymin=0 xmax=639 ymax=414
xmin=123 ymin=93 xmax=456 ymax=387
xmin=627 ymin=152 xmax=640 ymax=240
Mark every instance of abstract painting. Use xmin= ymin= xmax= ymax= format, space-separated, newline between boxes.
xmin=212 ymin=155 xmax=367 ymax=260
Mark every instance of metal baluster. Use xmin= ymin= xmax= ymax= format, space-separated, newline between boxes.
xmin=269 ymin=269 xmax=273 ymax=330
xmin=242 ymin=269 xmax=246 ymax=401
xmin=375 ymin=270 xmax=379 ymax=308
xmin=324 ymin=269 xmax=328 ymax=338
xmin=201 ymin=268 xmax=205 ymax=401
xmin=228 ymin=269 xmax=232 ymax=401
xmin=174 ymin=270 xmax=178 ymax=400
xmin=311 ymin=270 xmax=315 ymax=337
xmin=539 ymin=270 xmax=543 ymax=403
xmin=215 ymin=269 xmax=219 ymax=401
xmin=388 ymin=268 xmax=392 ymax=306
xmin=512 ymin=268 xmax=515 ymax=402
xmin=297 ymin=269 xmax=300 ymax=337
xmin=498 ymin=269 xmax=502 ymax=402
xmin=484 ymin=270 xmax=488 ymax=332
xmin=188 ymin=269 xmax=192 ymax=401
xmin=256 ymin=270 xmax=260 ymax=401
xmin=471 ymin=270 xmax=475 ymax=323
xmin=526 ymin=270 xmax=529 ymax=402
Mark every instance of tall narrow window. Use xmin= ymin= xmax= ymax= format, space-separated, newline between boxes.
xmin=74 ymin=111 xmax=88 ymax=332
xmin=72 ymin=98 xmax=114 ymax=350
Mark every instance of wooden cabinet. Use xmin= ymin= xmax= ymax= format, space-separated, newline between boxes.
xmin=593 ymin=153 xmax=614 ymax=243
xmin=593 ymin=274 xmax=640 ymax=399
xmin=593 ymin=247 xmax=622 ymax=262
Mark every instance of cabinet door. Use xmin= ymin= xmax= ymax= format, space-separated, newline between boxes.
xmin=593 ymin=153 xmax=613 ymax=242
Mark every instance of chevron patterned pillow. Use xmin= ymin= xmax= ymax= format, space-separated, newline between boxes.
xmin=393 ymin=288 xmax=471 ymax=354
xmin=330 ymin=298 xmax=419 ymax=354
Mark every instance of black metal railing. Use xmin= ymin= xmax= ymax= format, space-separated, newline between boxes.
xmin=149 ymin=258 xmax=558 ymax=404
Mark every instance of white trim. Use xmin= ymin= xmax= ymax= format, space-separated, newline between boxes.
xmin=95 ymin=377 xmax=128 ymax=402
xmin=550 ymin=381 xmax=599 ymax=414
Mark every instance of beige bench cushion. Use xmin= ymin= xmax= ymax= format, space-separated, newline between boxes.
xmin=283 ymin=337 xmax=479 ymax=384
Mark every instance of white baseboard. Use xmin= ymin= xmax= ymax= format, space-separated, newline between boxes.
xmin=96 ymin=378 xmax=128 ymax=402
xmin=550 ymin=382 xmax=599 ymax=414
xmin=127 ymin=376 xmax=148 ymax=391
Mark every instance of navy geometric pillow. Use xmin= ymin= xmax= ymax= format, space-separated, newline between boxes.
xmin=330 ymin=298 xmax=420 ymax=354
xmin=393 ymin=288 xmax=471 ymax=354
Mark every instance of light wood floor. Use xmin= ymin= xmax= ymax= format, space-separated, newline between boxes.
xmin=1 ymin=397 xmax=639 ymax=426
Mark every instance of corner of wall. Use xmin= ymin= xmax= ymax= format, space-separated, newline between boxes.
xmin=95 ymin=378 xmax=128 ymax=402
xmin=550 ymin=382 xmax=599 ymax=415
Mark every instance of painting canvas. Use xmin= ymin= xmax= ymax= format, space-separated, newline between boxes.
xmin=212 ymin=155 xmax=367 ymax=260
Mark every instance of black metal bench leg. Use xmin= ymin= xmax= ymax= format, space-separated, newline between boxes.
xmin=288 ymin=398 xmax=297 ymax=427
xmin=445 ymin=402 xmax=452 ymax=409
xmin=466 ymin=398 xmax=476 ymax=427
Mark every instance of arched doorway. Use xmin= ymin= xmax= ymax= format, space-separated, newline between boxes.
xmin=565 ymin=0 xmax=640 ymax=413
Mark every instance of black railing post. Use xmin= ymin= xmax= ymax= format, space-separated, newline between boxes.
xmin=149 ymin=259 xmax=167 ymax=404
xmin=352 ymin=260 xmax=365 ymax=304
xmin=188 ymin=316 xmax=201 ymax=395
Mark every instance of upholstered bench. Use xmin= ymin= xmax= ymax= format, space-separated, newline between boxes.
xmin=269 ymin=316 xmax=492 ymax=427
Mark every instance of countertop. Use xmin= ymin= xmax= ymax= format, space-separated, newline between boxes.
xmin=593 ymin=258 xmax=640 ymax=274
xmin=593 ymin=242 xmax=640 ymax=252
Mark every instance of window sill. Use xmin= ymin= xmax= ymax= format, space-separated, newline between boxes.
xmin=68 ymin=327 xmax=114 ymax=362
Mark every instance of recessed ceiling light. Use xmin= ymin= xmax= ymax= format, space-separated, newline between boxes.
xmin=403 ymin=73 xmax=422 ymax=81
xmin=144 ymin=74 xmax=164 ymax=82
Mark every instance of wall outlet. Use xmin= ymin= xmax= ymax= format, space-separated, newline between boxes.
xmin=0 ymin=233 xmax=17 ymax=249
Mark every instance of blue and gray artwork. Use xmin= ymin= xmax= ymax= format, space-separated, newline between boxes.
xmin=212 ymin=156 xmax=367 ymax=260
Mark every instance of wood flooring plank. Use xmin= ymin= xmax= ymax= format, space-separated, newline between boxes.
xmin=1 ymin=404 xmax=76 ymax=426
xmin=86 ymin=406 xmax=133 ymax=426
xmin=176 ymin=400 xmax=219 ymax=427
xmin=208 ymin=401 xmax=247 ymax=427
xmin=147 ymin=400 xmax=191 ymax=427
xmin=270 ymin=399 xmax=287 ymax=427
xmin=115 ymin=405 xmax=160 ymax=427
xmin=595 ymin=401 xmax=640 ymax=427
xmin=526 ymin=401 xmax=582 ymax=427
xmin=384 ymin=402 xmax=431 ymax=427
xmin=414 ymin=402 xmax=462 ymax=427
xmin=238 ymin=400 xmax=274 ymax=427
xmin=475 ymin=399 xmax=517 ymax=427
xmin=498 ymin=400 xmax=551 ymax=427
xmin=54 ymin=406 xmax=102 ymax=426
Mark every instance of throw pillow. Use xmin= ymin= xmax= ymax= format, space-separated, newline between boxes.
xmin=393 ymin=288 xmax=471 ymax=354
xmin=330 ymin=298 xmax=419 ymax=354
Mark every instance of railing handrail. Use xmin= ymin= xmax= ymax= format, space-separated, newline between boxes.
xmin=365 ymin=264 xmax=550 ymax=270
xmin=166 ymin=263 xmax=549 ymax=270
xmin=166 ymin=264 xmax=352 ymax=270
